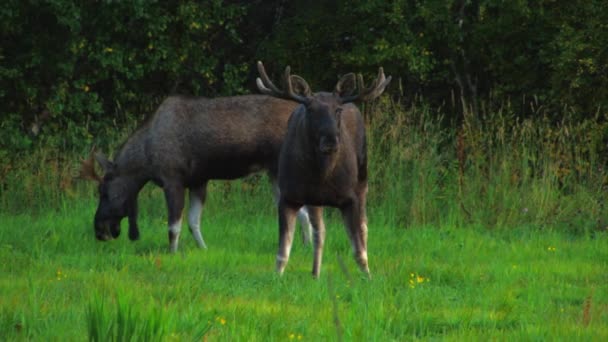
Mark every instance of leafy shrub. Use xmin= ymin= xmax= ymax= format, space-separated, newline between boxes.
xmin=1 ymin=0 xmax=250 ymax=154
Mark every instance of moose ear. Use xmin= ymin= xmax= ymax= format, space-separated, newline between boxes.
xmin=95 ymin=152 xmax=116 ymax=174
xmin=334 ymin=73 xmax=357 ymax=98
xmin=289 ymin=75 xmax=312 ymax=97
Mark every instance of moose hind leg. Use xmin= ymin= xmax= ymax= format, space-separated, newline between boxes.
xmin=358 ymin=183 xmax=369 ymax=256
xmin=341 ymin=199 xmax=370 ymax=276
xmin=297 ymin=207 xmax=313 ymax=245
xmin=164 ymin=182 xmax=185 ymax=253
xmin=188 ymin=185 xmax=208 ymax=249
xmin=277 ymin=200 xmax=301 ymax=275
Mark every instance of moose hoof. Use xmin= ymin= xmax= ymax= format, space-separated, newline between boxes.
xmin=128 ymin=230 xmax=140 ymax=241
xmin=276 ymin=256 xmax=288 ymax=275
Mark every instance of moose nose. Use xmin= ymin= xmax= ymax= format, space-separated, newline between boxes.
xmin=95 ymin=230 xmax=112 ymax=241
xmin=319 ymin=135 xmax=339 ymax=154
xmin=95 ymin=221 xmax=116 ymax=241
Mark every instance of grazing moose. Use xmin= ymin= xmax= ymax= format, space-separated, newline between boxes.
xmin=256 ymin=61 xmax=391 ymax=278
xmin=78 ymin=94 xmax=317 ymax=252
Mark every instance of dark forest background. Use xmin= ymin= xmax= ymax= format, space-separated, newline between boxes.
xmin=1 ymin=0 xmax=607 ymax=158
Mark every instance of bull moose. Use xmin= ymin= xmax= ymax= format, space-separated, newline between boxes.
xmin=79 ymin=94 xmax=317 ymax=252
xmin=256 ymin=61 xmax=391 ymax=277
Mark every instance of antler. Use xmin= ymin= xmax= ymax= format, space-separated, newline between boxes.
xmin=77 ymin=148 xmax=102 ymax=183
xmin=256 ymin=61 xmax=311 ymax=104
xmin=340 ymin=67 xmax=392 ymax=103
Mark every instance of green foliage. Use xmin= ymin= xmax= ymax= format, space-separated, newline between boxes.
xmin=0 ymin=0 xmax=251 ymax=154
xmin=2 ymin=1 xmax=608 ymax=156
xmin=259 ymin=0 xmax=608 ymax=115
xmin=3 ymin=99 xmax=607 ymax=235
xmin=1 ymin=1 xmax=608 ymax=233
xmin=361 ymin=97 xmax=608 ymax=231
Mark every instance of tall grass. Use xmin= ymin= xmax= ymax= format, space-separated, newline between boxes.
xmin=365 ymin=98 xmax=608 ymax=231
xmin=1 ymin=98 xmax=607 ymax=230
xmin=85 ymin=292 xmax=195 ymax=342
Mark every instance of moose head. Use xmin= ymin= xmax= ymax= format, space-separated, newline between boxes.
xmin=256 ymin=61 xmax=391 ymax=177
xmin=78 ymin=149 xmax=140 ymax=241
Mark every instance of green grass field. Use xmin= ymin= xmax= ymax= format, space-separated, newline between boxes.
xmin=2 ymin=102 xmax=608 ymax=340
xmin=1 ymin=180 xmax=607 ymax=341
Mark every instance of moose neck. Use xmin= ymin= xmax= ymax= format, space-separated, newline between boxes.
xmin=122 ymin=173 xmax=149 ymax=199
xmin=113 ymin=131 xmax=153 ymax=198
xmin=318 ymin=151 xmax=339 ymax=180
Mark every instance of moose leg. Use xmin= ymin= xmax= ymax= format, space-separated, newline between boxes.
xmin=163 ymin=182 xmax=185 ymax=253
xmin=127 ymin=199 xmax=140 ymax=241
xmin=188 ymin=184 xmax=208 ymax=249
xmin=308 ymin=206 xmax=325 ymax=278
xmin=271 ymin=180 xmax=312 ymax=245
xmin=276 ymin=199 xmax=301 ymax=275
xmin=297 ymin=207 xmax=313 ymax=245
xmin=358 ymin=183 xmax=369 ymax=260
xmin=340 ymin=197 xmax=370 ymax=276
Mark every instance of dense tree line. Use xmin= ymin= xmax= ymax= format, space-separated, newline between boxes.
xmin=1 ymin=0 xmax=607 ymax=155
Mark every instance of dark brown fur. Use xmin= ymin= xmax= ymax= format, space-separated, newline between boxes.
xmin=276 ymin=94 xmax=370 ymax=278
xmin=256 ymin=62 xmax=390 ymax=278
xmin=89 ymin=94 xmax=313 ymax=251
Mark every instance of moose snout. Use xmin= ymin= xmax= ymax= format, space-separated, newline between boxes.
xmin=319 ymin=135 xmax=339 ymax=154
xmin=95 ymin=229 xmax=114 ymax=241
xmin=96 ymin=233 xmax=112 ymax=241
xmin=94 ymin=220 xmax=120 ymax=241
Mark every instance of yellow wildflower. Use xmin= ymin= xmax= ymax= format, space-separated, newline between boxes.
xmin=409 ymin=272 xmax=429 ymax=288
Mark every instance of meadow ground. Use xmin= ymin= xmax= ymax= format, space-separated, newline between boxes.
xmin=1 ymin=182 xmax=607 ymax=341
xmin=2 ymin=101 xmax=608 ymax=340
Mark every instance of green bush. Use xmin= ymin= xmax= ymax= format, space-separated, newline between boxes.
xmin=2 ymin=1 xmax=608 ymax=156
xmin=1 ymin=0 xmax=250 ymax=154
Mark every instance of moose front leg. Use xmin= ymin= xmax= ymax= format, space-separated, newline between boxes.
xmin=307 ymin=206 xmax=325 ymax=278
xmin=163 ymin=182 xmax=185 ymax=253
xmin=127 ymin=199 xmax=140 ymax=241
xmin=271 ymin=179 xmax=312 ymax=245
xmin=276 ymin=199 xmax=301 ymax=275
xmin=340 ymin=197 xmax=370 ymax=277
